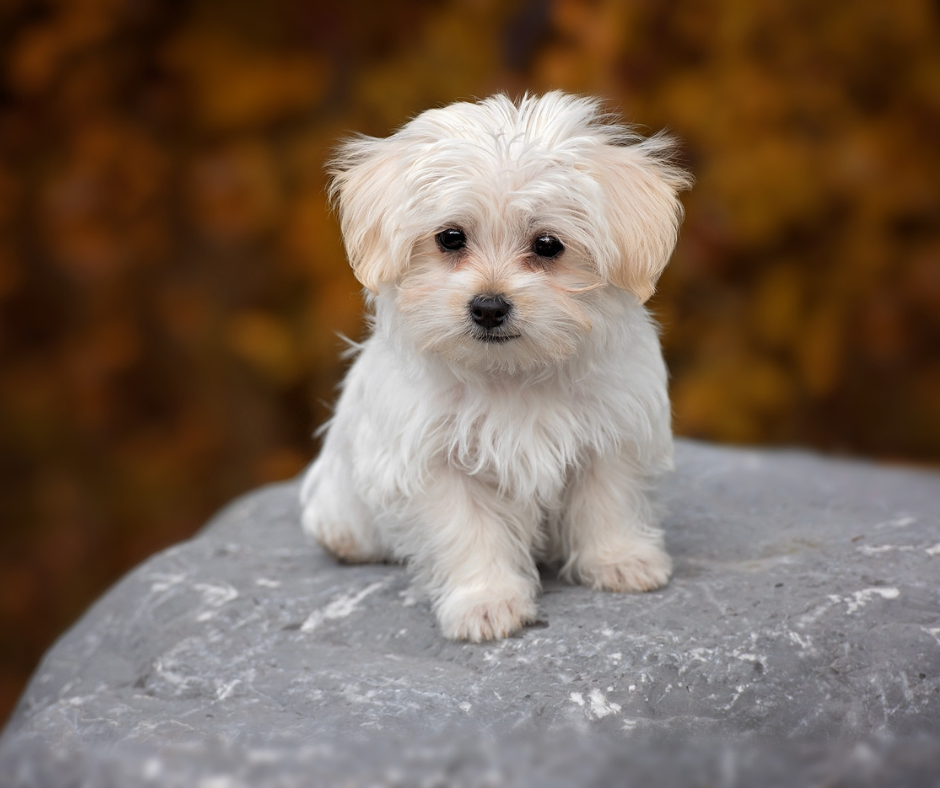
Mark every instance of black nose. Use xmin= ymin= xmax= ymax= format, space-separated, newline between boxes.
xmin=469 ymin=295 xmax=512 ymax=329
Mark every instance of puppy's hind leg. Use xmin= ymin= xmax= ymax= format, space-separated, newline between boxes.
xmin=300 ymin=455 xmax=389 ymax=564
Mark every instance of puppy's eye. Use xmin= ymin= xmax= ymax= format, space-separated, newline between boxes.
xmin=436 ymin=228 xmax=467 ymax=251
xmin=532 ymin=235 xmax=564 ymax=258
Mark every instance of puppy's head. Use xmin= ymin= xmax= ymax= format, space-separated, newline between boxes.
xmin=329 ymin=92 xmax=691 ymax=374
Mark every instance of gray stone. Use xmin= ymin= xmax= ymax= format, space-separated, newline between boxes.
xmin=2 ymin=440 xmax=939 ymax=786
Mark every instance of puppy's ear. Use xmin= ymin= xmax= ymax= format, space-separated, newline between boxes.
xmin=592 ymin=135 xmax=692 ymax=303
xmin=328 ymin=135 xmax=411 ymax=293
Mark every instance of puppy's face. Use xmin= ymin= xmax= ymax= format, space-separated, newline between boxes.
xmin=330 ymin=93 xmax=691 ymax=374
xmin=394 ymin=171 xmax=609 ymax=374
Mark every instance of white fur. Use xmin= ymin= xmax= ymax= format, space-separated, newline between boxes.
xmin=301 ymin=92 xmax=691 ymax=642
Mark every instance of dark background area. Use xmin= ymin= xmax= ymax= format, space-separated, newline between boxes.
xmin=1 ymin=0 xmax=938 ymax=727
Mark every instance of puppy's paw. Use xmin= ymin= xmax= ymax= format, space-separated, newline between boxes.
xmin=316 ymin=529 xmax=384 ymax=564
xmin=436 ymin=586 xmax=537 ymax=642
xmin=576 ymin=541 xmax=672 ymax=593
xmin=304 ymin=511 xmax=388 ymax=564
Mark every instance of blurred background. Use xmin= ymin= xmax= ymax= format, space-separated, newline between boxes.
xmin=1 ymin=0 xmax=938 ymax=726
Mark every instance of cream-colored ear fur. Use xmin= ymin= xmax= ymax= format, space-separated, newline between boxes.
xmin=591 ymin=136 xmax=692 ymax=303
xmin=328 ymin=135 xmax=413 ymax=293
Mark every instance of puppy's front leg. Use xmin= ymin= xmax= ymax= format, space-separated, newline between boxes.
xmin=408 ymin=467 xmax=540 ymax=642
xmin=559 ymin=451 xmax=672 ymax=593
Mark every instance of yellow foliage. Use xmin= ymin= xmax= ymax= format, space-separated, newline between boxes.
xmin=750 ymin=266 xmax=805 ymax=351
xmin=225 ymin=310 xmax=299 ymax=384
xmin=163 ymin=31 xmax=329 ymax=130
xmin=795 ymin=305 xmax=845 ymax=397
xmin=187 ymin=141 xmax=282 ymax=246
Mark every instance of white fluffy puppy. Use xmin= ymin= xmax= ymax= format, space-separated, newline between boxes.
xmin=301 ymin=92 xmax=691 ymax=642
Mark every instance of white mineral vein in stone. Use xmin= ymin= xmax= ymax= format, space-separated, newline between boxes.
xmin=194 ymin=582 xmax=239 ymax=607
xmin=926 ymin=543 xmax=940 ymax=557
xmin=154 ymin=656 xmax=191 ymax=688
xmin=922 ymin=627 xmax=940 ymax=647
xmin=721 ymin=685 xmax=747 ymax=711
xmin=829 ymin=587 xmax=901 ymax=615
xmin=398 ymin=586 xmax=419 ymax=607
xmin=149 ymin=573 xmax=186 ymax=593
xmin=798 ymin=597 xmax=839 ymax=629
xmin=301 ymin=580 xmax=388 ymax=633
xmin=587 ymin=689 xmax=621 ymax=719
xmin=787 ymin=630 xmax=814 ymax=653
xmin=858 ymin=544 xmax=918 ymax=555
xmin=194 ymin=582 xmax=239 ymax=622
xmin=875 ymin=516 xmax=916 ymax=529
xmin=898 ymin=672 xmax=914 ymax=704
xmin=215 ymin=679 xmax=240 ymax=701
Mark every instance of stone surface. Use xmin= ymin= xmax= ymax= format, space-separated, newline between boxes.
xmin=2 ymin=440 xmax=940 ymax=786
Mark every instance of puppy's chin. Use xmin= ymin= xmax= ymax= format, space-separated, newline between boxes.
xmin=472 ymin=331 xmax=521 ymax=345
xmin=427 ymin=331 xmax=581 ymax=376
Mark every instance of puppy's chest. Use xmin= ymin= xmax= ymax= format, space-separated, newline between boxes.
xmin=443 ymin=395 xmax=592 ymax=500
